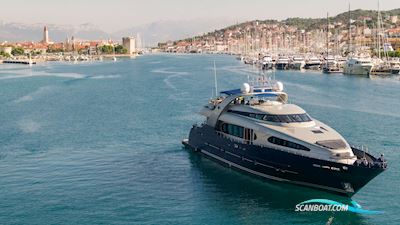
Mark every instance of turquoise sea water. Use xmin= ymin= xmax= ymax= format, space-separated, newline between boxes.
xmin=0 ymin=54 xmax=399 ymax=225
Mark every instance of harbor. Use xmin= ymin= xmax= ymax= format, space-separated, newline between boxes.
xmin=0 ymin=54 xmax=399 ymax=224
xmin=159 ymin=7 xmax=400 ymax=77
xmin=1 ymin=0 xmax=400 ymax=224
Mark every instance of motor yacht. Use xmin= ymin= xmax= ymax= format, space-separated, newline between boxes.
xmin=290 ymin=57 xmax=305 ymax=70
xmin=343 ymin=58 xmax=373 ymax=76
xmin=275 ymin=57 xmax=290 ymax=70
xmin=261 ymin=56 xmax=274 ymax=70
xmin=183 ymin=78 xmax=387 ymax=196
xmin=304 ymin=57 xmax=322 ymax=70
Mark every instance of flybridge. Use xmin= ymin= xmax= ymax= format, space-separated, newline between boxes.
xmin=220 ymin=89 xmax=280 ymax=97
xmin=219 ymin=81 xmax=286 ymax=100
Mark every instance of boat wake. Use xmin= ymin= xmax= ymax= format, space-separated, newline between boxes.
xmin=89 ymin=75 xmax=121 ymax=79
xmin=14 ymin=86 xmax=56 ymax=103
xmin=151 ymin=68 xmax=190 ymax=91
xmin=17 ymin=119 xmax=41 ymax=133
xmin=0 ymin=70 xmax=85 ymax=80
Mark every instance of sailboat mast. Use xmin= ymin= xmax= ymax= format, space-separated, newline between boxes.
xmin=326 ymin=12 xmax=329 ymax=57
xmin=377 ymin=1 xmax=381 ymax=59
xmin=213 ymin=60 xmax=218 ymax=97
xmin=348 ymin=4 xmax=351 ymax=54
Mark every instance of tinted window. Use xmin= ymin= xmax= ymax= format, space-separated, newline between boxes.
xmin=228 ymin=110 xmax=312 ymax=123
xmin=220 ymin=122 xmax=244 ymax=138
xmin=268 ymin=136 xmax=310 ymax=151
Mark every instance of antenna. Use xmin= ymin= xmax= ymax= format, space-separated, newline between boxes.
xmin=326 ymin=12 xmax=329 ymax=59
xmin=348 ymin=3 xmax=352 ymax=54
xmin=213 ymin=60 xmax=218 ymax=97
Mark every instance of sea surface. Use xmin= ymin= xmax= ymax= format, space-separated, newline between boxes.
xmin=0 ymin=54 xmax=399 ymax=225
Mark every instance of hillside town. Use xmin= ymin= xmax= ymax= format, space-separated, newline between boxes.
xmin=158 ymin=8 xmax=400 ymax=75
xmin=159 ymin=9 xmax=400 ymax=55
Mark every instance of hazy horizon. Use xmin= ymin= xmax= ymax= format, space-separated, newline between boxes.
xmin=1 ymin=0 xmax=400 ymax=33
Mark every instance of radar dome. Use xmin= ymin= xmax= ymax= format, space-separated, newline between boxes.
xmin=241 ymin=83 xmax=251 ymax=94
xmin=274 ymin=82 xmax=284 ymax=91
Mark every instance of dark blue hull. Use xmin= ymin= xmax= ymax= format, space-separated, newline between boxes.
xmin=304 ymin=63 xmax=321 ymax=70
xmin=185 ymin=125 xmax=385 ymax=196
xmin=276 ymin=63 xmax=289 ymax=70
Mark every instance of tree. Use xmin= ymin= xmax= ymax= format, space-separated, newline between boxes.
xmin=114 ymin=45 xmax=127 ymax=54
xmin=388 ymin=51 xmax=400 ymax=58
xmin=47 ymin=48 xmax=64 ymax=53
xmin=11 ymin=47 xmax=25 ymax=56
xmin=0 ymin=51 xmax=11 ymax=58
xmin=100 ymin=45 xmax=114 ymax=54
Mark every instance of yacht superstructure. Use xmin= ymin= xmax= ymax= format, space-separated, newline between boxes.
xmin=183 ymin=78 xmax=387 ymax=196
xmin=276 ymin=57 xmax=290 ymax=70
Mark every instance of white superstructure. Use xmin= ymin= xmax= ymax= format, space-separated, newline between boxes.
xmin=343 ymin=58 xmax=373 ymax=76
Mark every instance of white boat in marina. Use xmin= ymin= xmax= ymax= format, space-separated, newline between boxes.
xmin=304 ymin=57 xmax=321 ymax=70
xmin=322 ymin=56 xmax=341 ymax=74
xmin=290 ymin=57 xmax=305 ymax=70
xmin=343 ymin=58 xmax=373 ymax=76
xmin=389 ymin=59 xmax=400 ymax=74
xmin=335 ymin=56 xmax=347 ymax=69
xmin=261 ymin=56 xmax=274 ymax=70
xmin=275 ymin=57 xmax=290 ymax=70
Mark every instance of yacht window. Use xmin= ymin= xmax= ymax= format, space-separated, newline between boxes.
xmin=278 ymin=115 xmax=294 ymax=123
xmin=299 ymin=114 xmax=312 ymax=122
xmin=219 ymin=122 xmax=244 ymax=138
xmin=312 ymin=130 xmax=323 ymax=134
xmin=268 ymin=136 xmax=310 ymax=151
xmin=228 ymin=110 xmax=312 ymax=123
xmin=291 ymin=114 xmax=303 ymax=122
xmin=255 ymin=114 xmax=264 ymax=120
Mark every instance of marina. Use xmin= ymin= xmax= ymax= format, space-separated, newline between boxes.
xmin=0 ymin=54 xmax=398 ymax=224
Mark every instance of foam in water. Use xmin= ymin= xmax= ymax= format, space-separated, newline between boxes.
xmin=14 ymin=86 xmax=55 ymax=103
xmin=0 ymin=70 xmax=85 ymax=80
xmin=17 ymin=119 xmax=41 ymax=133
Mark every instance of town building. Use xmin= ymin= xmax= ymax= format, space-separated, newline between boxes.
xmin=0 ymin=46 xmax=12 ymax=55
xmin=43 ymin=26 xmax=49 ymax=44
xmin=122 ymin=37 xmax=136 ymax=55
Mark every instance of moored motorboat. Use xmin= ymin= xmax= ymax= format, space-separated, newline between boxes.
xmin=275 ymin=57 xmax=289 ymax=70
xmin=290 ymin=57 xmax=305 ymax=70
xmin=304 ymin=57 xmax=321 ymax=70
xmin=343 ymin=57 xmax=373 ymax=76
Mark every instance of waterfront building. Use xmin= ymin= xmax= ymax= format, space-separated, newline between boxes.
xmin=88 ymin=42 xmax=98 ymax=55
xmin=0 ymin=46 xmax=12 ymax=55
xmin=122 ymin=37 xmax=136 ymax=55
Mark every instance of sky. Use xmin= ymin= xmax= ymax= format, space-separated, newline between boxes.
xmin=1 ymin=0 xmax=400 ymax=32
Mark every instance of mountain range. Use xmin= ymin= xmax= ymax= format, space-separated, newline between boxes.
xmin=2 ymin=8 xmax=399 ymax=46
xmin=0 ymin=18 xmax=237 ymax=46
